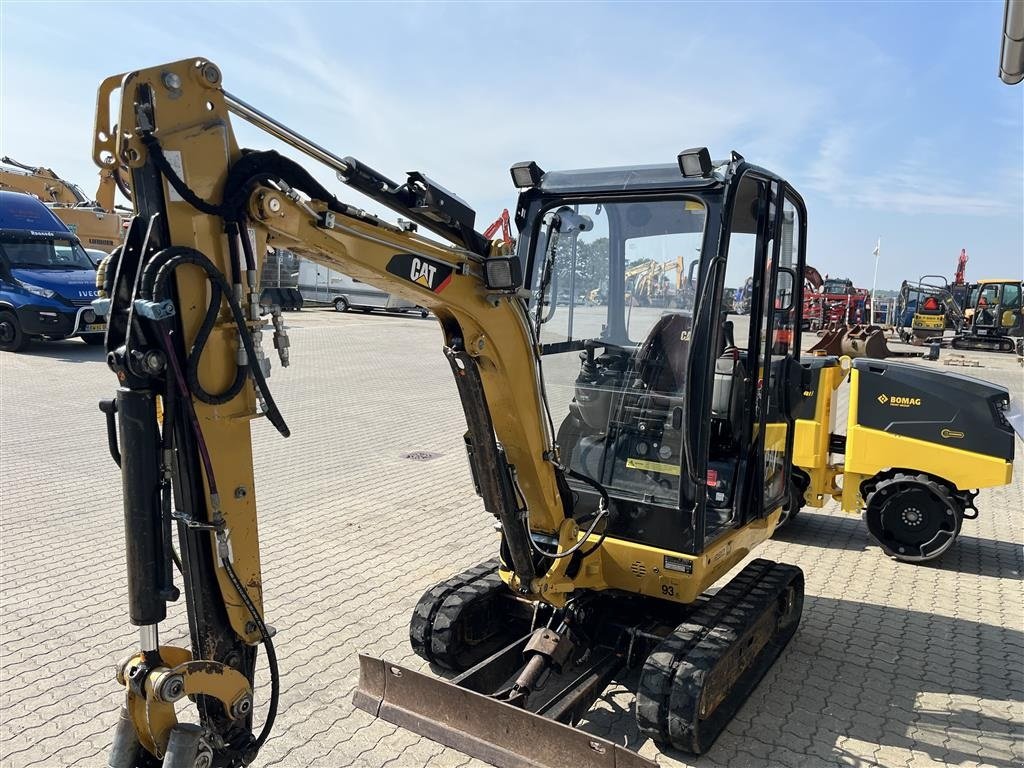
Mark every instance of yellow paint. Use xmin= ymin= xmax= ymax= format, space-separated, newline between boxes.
xmin=503 ymin=509 xmax=782 ymax=607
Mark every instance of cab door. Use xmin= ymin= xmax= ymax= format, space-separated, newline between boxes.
xmin=754 ymin=188 xmax=805 ymax=517
xmin=697 ymin=171 xmax=805 ymax=550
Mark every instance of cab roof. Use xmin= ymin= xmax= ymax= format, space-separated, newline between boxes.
xmin=537 ymin=163 xmax=726 ymax=195
xmin=0 ymin=190 xmax=73 ymax=235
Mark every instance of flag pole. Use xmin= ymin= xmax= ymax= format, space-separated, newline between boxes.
xmin=871 ymin=236 xmax=881 ymax=323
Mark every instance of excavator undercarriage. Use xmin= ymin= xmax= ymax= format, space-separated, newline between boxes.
xmin=382 ymin=556 xmax=803 ymax=766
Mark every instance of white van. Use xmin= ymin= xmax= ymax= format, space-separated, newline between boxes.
xmin=297 ymin=260 xmax=429 ymax=317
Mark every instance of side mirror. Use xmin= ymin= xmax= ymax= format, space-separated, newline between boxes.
xmin=775 ymin=267 xmax=797 ymax=313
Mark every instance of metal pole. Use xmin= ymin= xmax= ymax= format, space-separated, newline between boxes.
xmin=871 ymin=237 xmax=880 ymax=324
xmin=224 ymin=91 xmax=352 ymax=178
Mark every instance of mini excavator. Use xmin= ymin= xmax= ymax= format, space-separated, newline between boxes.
xmin=93 ymin=59 xmax=1019 ymax=768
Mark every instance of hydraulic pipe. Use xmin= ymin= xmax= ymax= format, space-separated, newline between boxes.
xmin=223 ymin=91 xmax=352 ymax=178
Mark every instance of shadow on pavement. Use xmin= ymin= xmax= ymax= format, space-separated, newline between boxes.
xmin=774 ymin=510 xmax=1023 ymax=579
xmin=576 ymin=595 xmax=1022 ymax=767
xmin=16 ymin=340 xmax=106 ymax=363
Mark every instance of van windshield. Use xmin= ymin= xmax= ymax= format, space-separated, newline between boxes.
xmin=0 ymin=236 xmax=94 ymax=270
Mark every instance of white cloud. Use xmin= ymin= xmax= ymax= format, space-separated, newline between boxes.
xmin=803 ymin=126 xmax=1019 ymax=216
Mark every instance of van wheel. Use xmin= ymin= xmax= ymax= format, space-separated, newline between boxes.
xmin=333 ymin=297 xmax=349 ymax=312
xmin=81 ymin=334 xmax=105 ymax=346
xmin=0 ymin=310 xmax=28 ymax=352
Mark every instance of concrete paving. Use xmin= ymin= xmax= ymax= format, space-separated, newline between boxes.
xmin=1 ymin=308 xmax=1021 ymax=768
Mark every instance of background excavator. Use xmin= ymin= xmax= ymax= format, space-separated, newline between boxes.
xmin=92 ymin=58 xmax=1019 ymax=768
xmin=0 ymin=155 xmax=129 ymax=253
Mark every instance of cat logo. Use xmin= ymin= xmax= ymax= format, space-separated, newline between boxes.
xmin=386 ymin=253 xmax=454 ymax=293
xmin=410 ymin=258 xmax=437 ymax=288
xmin=940 ymin=428 xmax=965 ymax=439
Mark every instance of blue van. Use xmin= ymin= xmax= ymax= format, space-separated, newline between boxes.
xmin=0 ymin=190 xmax=105 ymax=352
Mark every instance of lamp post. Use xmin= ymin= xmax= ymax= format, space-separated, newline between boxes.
xmin=870 ymin=237 xmax=881 ymax=324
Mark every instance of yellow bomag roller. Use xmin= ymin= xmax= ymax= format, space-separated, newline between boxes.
xmin=783 ymin=355 xmax=1019 ymax=562
xmin=89 ymin=58 xmax=1018 ymax=768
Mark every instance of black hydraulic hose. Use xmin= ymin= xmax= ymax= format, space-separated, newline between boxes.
xmin=222 ymin=555 xmax=279 ymax=752
xmin=160 ymin=325 xmax=220 ymax=495
xmin=185 ymin=278 xmax=246 ymax=406
xmin=139 ymin=134 xmax=226 ymax=217
xmin=147 ymin=252 xmax=247 ymax=406
xmin=236 ymin=214 xmax=258 ymax=274
xmin=525 ymin=507 xmax=607 ymax=561
xmin=150 ymin=247 xmax=288 ymax=436
xmin=562 ymin=466 xmax=610 ymax=511
xmin=113 ymin=166 xmax=132 ymax=201
xmin=225 ymin=220 xmax=243 ymax=289
xmin=137 ymin=134 xmax=285 ymax=754
xmin=159 ymin=323 xmax=279 ymax=753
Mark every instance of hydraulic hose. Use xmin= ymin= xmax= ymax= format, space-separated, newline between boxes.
xmin=158 ymin=323 xmax=280 ymax=753
xmin=149 ymin=246 xmax=289 ymax=437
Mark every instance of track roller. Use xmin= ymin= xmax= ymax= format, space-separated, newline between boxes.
xmin=636 ymin=559 xmax=804 ymax=754
xmin=410 ymin=558 xmax=531 ymax=672
xmin=863 ymin=472 xmax=963 ymax=562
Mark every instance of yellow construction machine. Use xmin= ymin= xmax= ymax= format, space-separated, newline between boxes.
xmin=783 ymin=355 xmax=1017 ymax=561
xmin=955 ymin=278 xmax=1024 ymax=352
xmin=91 ymin=58 xmax=1019 ymax=768
xmin=0 ymin=155 xmax=128 ymax=252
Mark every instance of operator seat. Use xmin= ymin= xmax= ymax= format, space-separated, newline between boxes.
xmin=633 ymin=313 xmax=746 ymax=434
xmin=709 ymin=347 xmax=746 ymax=447
xmin=633 ymin=312 xmax=691 ymax=395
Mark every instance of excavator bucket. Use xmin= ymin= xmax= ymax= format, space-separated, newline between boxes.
xmin=807 ymin=326 xmax=846 ymax=356
xmin=808 ymin=324 xmax=899 ymax=359
xmin=840 ymin=324 xmax=897 ymax=359
xmin=353 ymin=653 xmax=656 ymax=768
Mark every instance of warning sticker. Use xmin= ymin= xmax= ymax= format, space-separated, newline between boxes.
xmin=626 ymin=458 xmax=680 ymax=476
xmin=664 ymin=555 xmax=694 ymax=574
xmin=163 ymin=150 xmax=185 ymax=203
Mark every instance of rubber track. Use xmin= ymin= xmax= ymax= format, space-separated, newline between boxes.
xmin=409 ymin=558 xmax=500 ymax=666
xmin=636 ymin=559 xmax=771 ymax=741
xmin=429 ymin=570 xmax=509 ymax=670
xmin=637 ymin=559 xmax=802 ymax=754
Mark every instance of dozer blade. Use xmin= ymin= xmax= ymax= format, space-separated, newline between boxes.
xmin=354 ymin=654 xmax=656 ymax=768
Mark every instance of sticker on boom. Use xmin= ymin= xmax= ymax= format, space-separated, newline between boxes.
xmin=386 ymin=254 xmax=454 ymax=293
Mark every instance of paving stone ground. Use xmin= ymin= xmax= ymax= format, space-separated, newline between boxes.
xmin=1 ymin=309 xmax=1021 ymax=768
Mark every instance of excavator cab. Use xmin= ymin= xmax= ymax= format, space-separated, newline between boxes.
xmin=516 ymin=161 xmax=806 ymax=561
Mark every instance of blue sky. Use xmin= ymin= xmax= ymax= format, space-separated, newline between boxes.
xmin=1 ymin=1 xmax=1021 ymax=289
